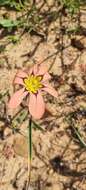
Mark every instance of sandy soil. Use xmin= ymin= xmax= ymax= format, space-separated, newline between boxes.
xmin=0 ymin=2 xmax=86 ymax=190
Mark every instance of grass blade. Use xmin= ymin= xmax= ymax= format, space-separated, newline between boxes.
xmin=72 ymin=125 xmax=86 ymax=148
xmin=32 ymin=120 xmax=44 ymax=131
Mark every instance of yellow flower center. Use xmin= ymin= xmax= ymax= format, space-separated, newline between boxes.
xmin=24 ymin=75 xmax=42 ymax=93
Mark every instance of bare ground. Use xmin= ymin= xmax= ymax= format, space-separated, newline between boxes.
xmin=0 ymin=2 xmax=86 ymax=190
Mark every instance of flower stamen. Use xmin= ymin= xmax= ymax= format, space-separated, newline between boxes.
xmin=24 ymin=75 xmax=42 ymax=93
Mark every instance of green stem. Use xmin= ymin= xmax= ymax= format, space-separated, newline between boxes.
xmin=29 ymin=116 xmax=32 ymax=162
xmin=27 ymin=116 xmax=32 ymax=189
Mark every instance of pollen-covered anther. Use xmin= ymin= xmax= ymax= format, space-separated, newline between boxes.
xmin=24 ymin=75 xmax=43 ymax=93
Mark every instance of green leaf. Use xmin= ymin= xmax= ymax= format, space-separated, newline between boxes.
xmin=8 ymin=35 xmax=20 ymax=44
xmin=60 ymin=0 xmax=80 ymax=15
xmin=0 ymin=0 xmax=10 ymax=6
xmin=0 ymin=0 xmax=27 ymax=11
xmin=0 ymin=19 xmax=19 ymax=28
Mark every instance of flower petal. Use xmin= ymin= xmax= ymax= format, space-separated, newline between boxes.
xmin=37 ymin=64 xmax=48 ymax=75
xmin=43 ymin=84 xmax=58 ymax=98
xmin=29 ymin=92 xmax=45 ymax=119
xmin=8 ymin=88 xmax=28 ymax=109
xmin=14 ymin=77 xmax=24 ymax=85
xmin=16 ymin=70 xmax=28 ymax=78
xmin=42 ymin=72 xmax=51 ymax=82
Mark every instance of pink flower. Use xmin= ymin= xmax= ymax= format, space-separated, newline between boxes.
xmin=8 ymin=64 xmax=57 ymax=119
